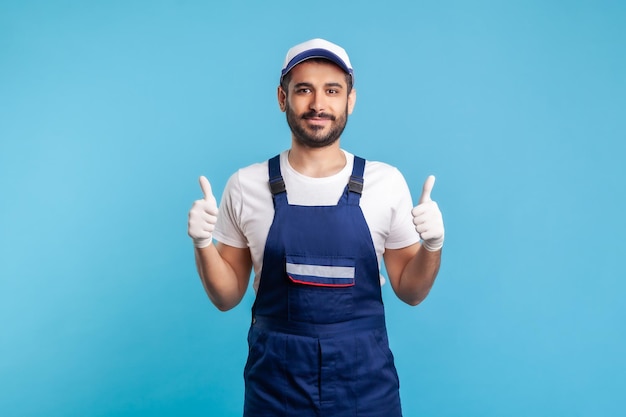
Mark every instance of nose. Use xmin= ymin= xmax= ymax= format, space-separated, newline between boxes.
xmin=309 ymin=92 xmax=326 ymax=113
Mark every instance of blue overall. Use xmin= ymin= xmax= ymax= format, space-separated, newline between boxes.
xmin=243 ymin=155 xmax=402 ymax=417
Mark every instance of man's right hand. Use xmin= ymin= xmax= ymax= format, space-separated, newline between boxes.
xmin=188 ymin=176 xmax=218 ymax=248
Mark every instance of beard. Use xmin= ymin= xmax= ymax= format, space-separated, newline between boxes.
xmin=285 ymin=103 xmax=349 ymax=149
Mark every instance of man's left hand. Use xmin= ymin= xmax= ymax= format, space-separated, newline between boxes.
xmin=411 ymin=175 xmax=445 ymax=252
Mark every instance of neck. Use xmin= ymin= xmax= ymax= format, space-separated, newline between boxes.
xmin=288 ymin=141 xmax=346 ymax=178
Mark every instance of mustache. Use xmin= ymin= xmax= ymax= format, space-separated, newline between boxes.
xmin=301 ymin=110 xmax=336 ymax=121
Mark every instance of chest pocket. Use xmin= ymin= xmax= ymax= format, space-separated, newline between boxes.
xmin=286 ymin=254 xmax=355 ymax=323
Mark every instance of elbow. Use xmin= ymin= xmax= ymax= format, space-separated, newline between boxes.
xmin=211 ymin=291 xmax=246 ymax=312
xmin=406 ymin=299 xmax=422 ymax=307
xmin=212 ymin=299 xmax=239 ymax=312
xmin=208 ymin=293 xmax=240 ymax=312
xmin=401 ymin=289 xmax=431 ymax=307
xmin=204 ymin=283 xmax=245 ymax=312
xmin=404 ymin=297 xmax=424 ymax=307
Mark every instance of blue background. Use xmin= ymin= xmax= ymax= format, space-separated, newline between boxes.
xmin=1 ymin=1 xmax=624 ymax=416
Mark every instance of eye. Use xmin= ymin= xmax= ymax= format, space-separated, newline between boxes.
xmin=296 ymin=87 xmax=311 ymax=94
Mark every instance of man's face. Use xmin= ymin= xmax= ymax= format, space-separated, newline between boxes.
xmin=279 ymin=60 xmax=356 ymax=148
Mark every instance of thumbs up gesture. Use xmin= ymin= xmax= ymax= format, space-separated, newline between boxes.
xmin=188 ymin=176 xmax=219 ymax=248
xmin=411 ymin=175 xmax=445 ymax=252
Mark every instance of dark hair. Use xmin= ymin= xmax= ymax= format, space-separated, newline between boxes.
xmin=280 ymin=58 xmax=354 ymax=94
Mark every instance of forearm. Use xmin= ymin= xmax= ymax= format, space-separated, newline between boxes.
xmin=194 ymin=243 xmax=250 ymax=311
xmin=395 ymin=245 xmax=441 ymax=306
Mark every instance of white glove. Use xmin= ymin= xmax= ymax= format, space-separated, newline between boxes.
xmin=188 ymin=176 xmax=218 ymax=249
xmin=411 ymin=175 xmax=445 ymax=252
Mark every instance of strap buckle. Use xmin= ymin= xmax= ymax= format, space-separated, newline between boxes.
xmin=348 ymin=175 xmax=363 ymax=194
xmin=269 ymin=178 xmax=286 ymax=195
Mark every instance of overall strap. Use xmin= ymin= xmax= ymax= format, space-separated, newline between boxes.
xmin=268 ymin=154 xmax=287 ymax=206
xmin=347 ymin=156 xmax=366 ymax=205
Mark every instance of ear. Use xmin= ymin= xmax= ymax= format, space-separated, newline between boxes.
xmin=277 ymin=86 xmax=287 ymax=112
xmin=347 ymin=88 xmax=357 ymax=115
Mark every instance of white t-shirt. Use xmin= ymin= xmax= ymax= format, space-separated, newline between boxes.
xmin=213 ymin=149 xmax=420 ymax=292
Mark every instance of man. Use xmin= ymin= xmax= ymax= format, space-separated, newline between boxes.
xmin=188 ymin=38 xmax=444 ymax=417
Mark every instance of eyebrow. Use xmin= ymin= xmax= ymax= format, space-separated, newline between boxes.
xmin=293 ymin=82 xmax=344 ymax=90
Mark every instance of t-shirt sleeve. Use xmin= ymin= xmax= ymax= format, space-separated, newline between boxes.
xmin=213 ymin=171 xmax=249 ymax=249
xmin=385 ymin=168 xmax=421 ymax=250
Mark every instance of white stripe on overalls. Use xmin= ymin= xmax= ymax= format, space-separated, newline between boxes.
xmin=286 ymin=263 xmax=355 ymax=279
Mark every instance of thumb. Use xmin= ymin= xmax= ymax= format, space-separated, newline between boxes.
xmin=419 ymin=175 xmax=435 ymax=204
xmin=199 ymin=176 xmax=214 ymax=201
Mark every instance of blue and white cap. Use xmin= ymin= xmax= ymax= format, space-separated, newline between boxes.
xmin=280 ymin=38 xmax=354 ymax=83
